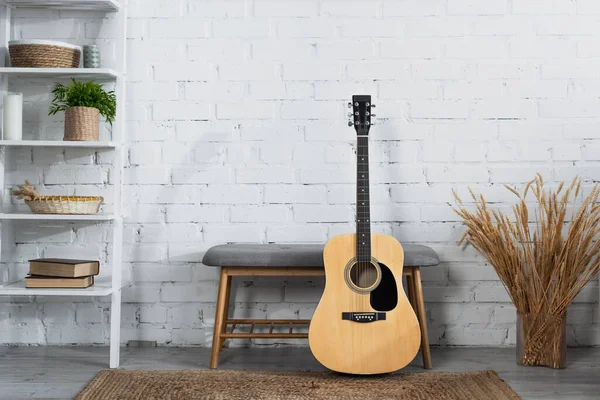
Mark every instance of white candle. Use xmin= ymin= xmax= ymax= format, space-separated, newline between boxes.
xmin=3 ymin=93 xmax=23 ymax=140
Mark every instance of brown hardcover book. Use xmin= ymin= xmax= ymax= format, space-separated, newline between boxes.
xmin=29 ymin=258 xmax=100 ymax=278
xmin=25 ymin=275 xmax=94 ymax=289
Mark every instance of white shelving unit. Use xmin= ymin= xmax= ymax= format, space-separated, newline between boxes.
xmin=0 ymin=0 xmax=127 ymax=368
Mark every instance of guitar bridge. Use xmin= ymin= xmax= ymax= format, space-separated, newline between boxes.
xmin=342 ymin=312 xmax=386 ymax=323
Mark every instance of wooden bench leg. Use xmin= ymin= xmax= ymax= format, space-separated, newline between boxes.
xmin=210 ymin=267 xmax=229 ymax=369
xmin=220 ymin=274 xmax=232 ymax=350
xmin=412 ymin=266 xmax=432 ymax=369
xmin=405 ymin=267 xmax=416 ymax=309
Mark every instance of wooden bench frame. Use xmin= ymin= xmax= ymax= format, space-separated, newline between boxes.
xmin=210 ymin=266 xmax=432 ymax=370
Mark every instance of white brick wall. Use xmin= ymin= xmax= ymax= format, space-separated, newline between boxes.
xmin=2 ymin=0 xmax=598 ymax=349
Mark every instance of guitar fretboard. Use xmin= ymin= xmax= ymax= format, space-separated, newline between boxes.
xmin=356 ymin=136 xmax=371 ymax=262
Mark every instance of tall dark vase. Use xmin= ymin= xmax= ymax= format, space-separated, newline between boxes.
xmin=516 ymin=312 xmax=567 ymax=369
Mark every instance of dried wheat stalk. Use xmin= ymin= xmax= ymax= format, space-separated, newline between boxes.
xmin=453 ymin=174 xmax=600 ymax=367
xmin=11 ymin=180 xmax=40 ymax=201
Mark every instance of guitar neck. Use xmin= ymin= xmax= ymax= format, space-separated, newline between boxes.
xmin=356 ymin=135 xmax=371 ymax=262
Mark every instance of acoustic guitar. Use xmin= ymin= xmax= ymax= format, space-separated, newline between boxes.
xmin=308 ymin=95 xmax=421 ymax=374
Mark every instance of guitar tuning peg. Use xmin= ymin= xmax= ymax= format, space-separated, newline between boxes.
xmin=348 ymin=121 xmax=353 ymax=127
xmin=347 ymin=102 xmax=352 ymax=109
xmin=348 ymin=112 xmax=353 ymax=117
xmin=371 ymin=114 xmax=376 ymax=117
xmin=371 ymin=104 xmax=376 ymax=108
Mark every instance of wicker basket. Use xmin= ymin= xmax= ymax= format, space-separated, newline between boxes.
xmin=25 ymin=196 xmax=103 ymax=215
xmin=9 ymin=40 xmax=81 ymax=68
xmin=64 ymin=106 xmax=100 ymax=141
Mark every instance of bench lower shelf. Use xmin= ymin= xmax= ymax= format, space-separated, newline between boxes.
xmin=222 ymin=319 xmax=310 ymax=339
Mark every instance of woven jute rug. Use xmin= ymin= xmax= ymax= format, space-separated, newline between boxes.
xmin=76 ymin=369 xmax=520 ymax=400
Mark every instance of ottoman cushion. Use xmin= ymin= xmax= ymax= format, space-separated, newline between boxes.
xmin=202 ymin=243 xmax=439 ymax=268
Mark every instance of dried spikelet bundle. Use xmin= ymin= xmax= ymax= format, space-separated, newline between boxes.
xmin=453 ymin=174 xmax=600 ymax=368
xmin=11 ymin=180 xmax=40 ymax=201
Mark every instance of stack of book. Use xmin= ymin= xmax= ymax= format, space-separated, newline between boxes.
xmin=25 ymin=259 xmax=100 ymax=289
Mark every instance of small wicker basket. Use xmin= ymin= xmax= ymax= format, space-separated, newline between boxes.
xmin=12 ymin=182 xmax=103 ymax=215
xmin=64 ymin=106 xmax=100 ymax=141
xmin=25 ymin=196 xmax=103 ymax=215
xmin=9 ymin=40 xmax=81 ymax=68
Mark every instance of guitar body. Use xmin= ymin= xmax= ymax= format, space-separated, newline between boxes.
xmin=309 ymin=233 xmax=421 ymax=374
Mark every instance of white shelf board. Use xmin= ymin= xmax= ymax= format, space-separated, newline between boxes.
xmin=0 ymin=213 xmax=115 ymax=221
xmin=0 ymin=68 xmax=119 ymax=81
xmin=0 ymin=140 xmax=116 ymax=148
xmin=1 ymin=0 xmax=120 ymax=11
xmin=0 ymin=278 xmax=122 ymax=297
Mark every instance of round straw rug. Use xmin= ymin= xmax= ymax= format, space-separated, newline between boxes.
xmin=76 ymin=369 xmax=520 ymax=400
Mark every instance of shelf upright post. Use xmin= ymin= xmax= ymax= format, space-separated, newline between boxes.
xmin=109 ymin=0 xmax=127 ymax=369
xmin=0 ymin=4 xmax=10 ymax=208
xmin=0 ymin=4 xmax=11 ymax=284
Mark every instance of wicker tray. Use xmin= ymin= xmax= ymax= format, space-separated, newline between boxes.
xmin=25 ymin=196 xmax=103 ymax=215
xmin=9 ymin=40 xmax=82 ymax=68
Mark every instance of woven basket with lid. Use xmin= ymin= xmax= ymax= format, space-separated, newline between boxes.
xmin=64 ymin=106 xmax=100 ymax=141
xmin=9 ymin=40 xmax=81 ymax=68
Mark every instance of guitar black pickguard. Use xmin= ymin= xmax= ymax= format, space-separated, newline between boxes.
xmin=370 ymin=262 xmax=398 ymax=312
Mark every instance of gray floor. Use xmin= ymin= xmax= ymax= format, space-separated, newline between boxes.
xmin=0 ymin=346 xmax=598 ymax=399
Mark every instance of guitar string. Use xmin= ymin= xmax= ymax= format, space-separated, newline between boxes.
xmin=366 ymin=136 xmax=372 ymax=290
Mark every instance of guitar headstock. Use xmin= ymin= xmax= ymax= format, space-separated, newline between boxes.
xmin=348 ymin=95 xmax=375 ymax=136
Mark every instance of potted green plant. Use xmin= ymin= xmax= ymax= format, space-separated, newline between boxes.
xmin=49 ymin=79 xmax=116 ymax=141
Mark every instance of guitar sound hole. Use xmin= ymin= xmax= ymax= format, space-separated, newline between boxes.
xmin=349 ymin=262 xmax=379 ymax=289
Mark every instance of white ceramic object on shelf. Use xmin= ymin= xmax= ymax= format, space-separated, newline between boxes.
xmin=3 ymin=92 xmax=23 ymax=140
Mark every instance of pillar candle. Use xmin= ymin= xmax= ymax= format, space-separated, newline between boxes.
xmin=3 ymin=93 xmax=23 ymax=140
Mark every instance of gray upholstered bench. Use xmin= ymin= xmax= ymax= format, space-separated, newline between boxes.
xmin=202 ymin=243 xmax=439 ymax=369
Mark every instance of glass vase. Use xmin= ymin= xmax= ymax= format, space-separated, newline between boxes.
xmin=516 ymin=311 xmax=566 ymax=369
